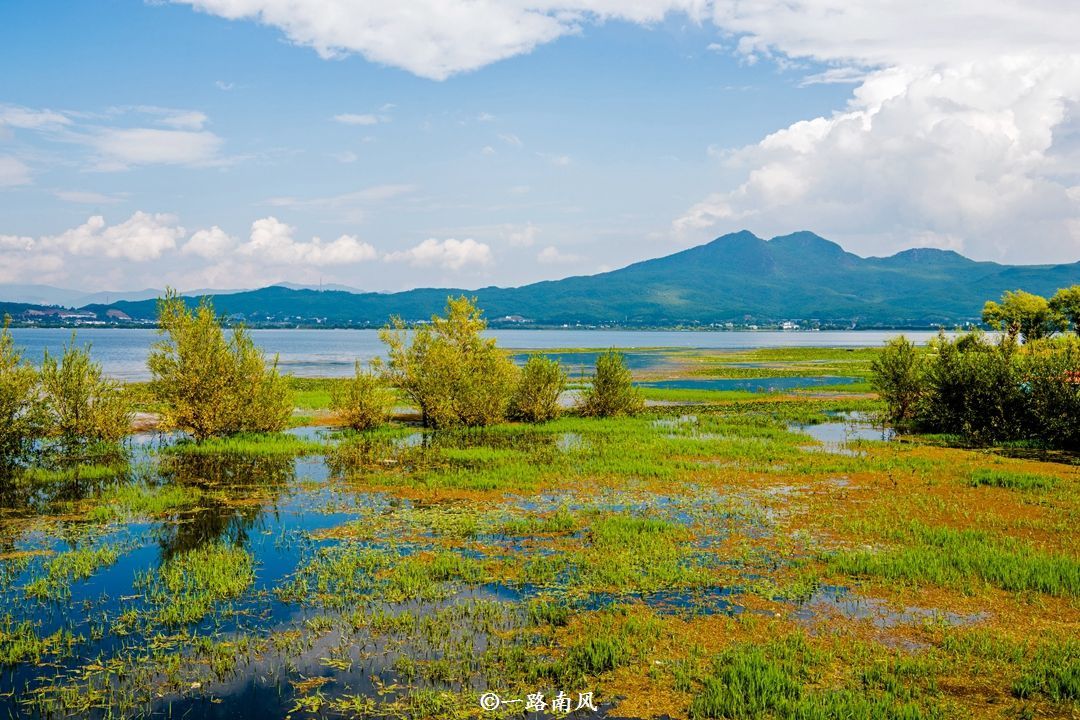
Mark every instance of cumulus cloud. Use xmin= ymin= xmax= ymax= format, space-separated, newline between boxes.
xmin=183 ymin=226 xmax=235 ymax=258
xmin=0 ymin=212 xmax=384 ymax=290
xmin=239 ymin=217 xmax=378 ymax=265
xmin=537 ymin=245 xmax=583 ymax=264
xmin=172 ymin=0 xmax=708 ymax=80
xmin=47 ymin=212 xmax=186 ymax=261
xmin=0 ymin=157 xmax=31 ymax=187
xmin=165 ymin=1 xmax=1080 ymax=261
xmin=385 ymin=238 xmax=493 ymax=270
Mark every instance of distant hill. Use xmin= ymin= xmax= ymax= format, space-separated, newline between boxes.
xmin=10 ymin=231 xmax=1080 ymax=328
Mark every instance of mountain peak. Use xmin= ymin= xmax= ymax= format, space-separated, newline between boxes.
xmin=767 ymin=231 xmax=848 ymax=256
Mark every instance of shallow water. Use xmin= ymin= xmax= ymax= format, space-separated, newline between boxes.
xmin=639 ymin=376 xmax=859 ymax=393
xmin=9 ymin=328 xmax=953 ymax=381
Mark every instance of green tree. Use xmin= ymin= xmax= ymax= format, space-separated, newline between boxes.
xmin=982 ymin=290 xmax=1064 ymax=342
xmin=1049 ymin=285 xmax=1080 ymax=336
xmin=332 ymin=361 xmax=395 ymax=431
xmin=39 ymin=335 xmax=132 ymax=446
xmin=379 ymin=296 xmax=518 ymax=428
xmin=869 ymin=336 xmax=923 ymax=425
xmin=509 ymin=354 xmax=567 ymax=422
xmin=149 ymin=290 xmax=292 ymax=440
xmin=578 ymin=349 xmax=644 ymax=417
xmin=0 ymin=317 xmax=45 ymax=470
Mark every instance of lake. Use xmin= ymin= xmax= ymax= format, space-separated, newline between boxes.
xmin=7 ymin=328 xmax=951 ymax=381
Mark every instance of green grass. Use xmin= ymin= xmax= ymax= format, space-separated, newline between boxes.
xmin=87 ymin=481 xmax=203 ymax=521
xmin=969 ymin=468 xmax=1058 ymax=491
xmin=1012 ymin=640 xmax=1080 ymax=702
xmin=828 ymin=521 xmax=1080 ymax=597
xmin=0 ymin=614 xmax=78 ymax=667
xmin=24 ymin=545 xmax=121 ymax=601
xmin=689 ymin=636 xmax=943 ymax=720
xmin=136 ymin=542 xmax=255 ymax=626
xmin=164 ymin=432 xmax=326 ymax=456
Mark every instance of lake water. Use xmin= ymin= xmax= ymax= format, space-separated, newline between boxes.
xmin=7 ymin=328 xmax=951 ymax=381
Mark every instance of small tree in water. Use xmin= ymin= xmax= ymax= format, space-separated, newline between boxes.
xmin=40 ymin=335 xmax=132 ymax=447
xmin=870 ymin=336 xmax=923 ymax=425
xmin=332 ymin=361 xmax=395 ymax=431
xmin=578 ymin=349 xmax=644 ymax=417
xmin=380 ymin=296 xmax=518 ymax=428
xmin=509 ymin=354 xmax=567 ymax=423
xmin=0 ymin=317 xmax=45 ymax=471
xmin=149 ymin=290 xmax=291 ymax=440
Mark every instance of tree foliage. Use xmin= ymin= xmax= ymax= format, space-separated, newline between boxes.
xmin=379 ymin=296 xmax=518 ymax=428
xmin=0 ymin=317 xmax=45 ymax=471
xmin=39 ymin=335 xmax=132 ymax=446
xmin=149 ymin=290 xmax=292 ymax=440
xmin=982 ymin=290 xmax=1064 ymax=342
xmin=578 ymin=349 xmax=644 ymax=417
xmin=509 ymin=354 xmax=567 ymax=423
xmin=869 ymin=336 xmax=923 ymax=425
xmin=332 ymin=362 xmax=395 ymax=431
xmin=1050 ymin=285 xmax=1080 ymax=336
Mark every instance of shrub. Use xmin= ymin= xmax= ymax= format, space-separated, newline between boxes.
xmin=39 ymin=335 xmax=131 ymax=446
xmin=0 ymin=318 xmax=45 ymax=470
xmin=509 ymin=354 xmax=567 ymax=422
xmin=915 ymin=332 xmax=1027 ymax=442
xmin=578 ymin=349 xmax=644 ymax=417
xmin=148 ymin=290 xmax=292 ymax=440
xmin=1020 ymin=337 xmax=1080 ymax=448
xmin=332 ymin=362 xmax=395 ymax=430
xmin=870 ymin=336 xmax=923 ymax=425
xmin=380 ymin=296 xmax=518 ymax=428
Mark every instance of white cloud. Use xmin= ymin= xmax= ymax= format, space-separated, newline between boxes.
xmin=0 ymin=105 xmax=70 ymax=130
xmin=333 ymin=113 xmax=381 ymax=126
xmin=183 ymin=226 xmax=235 ymax=258
xmin=385 ymin=237 xmax=493 ymax=270
xmin=480 ymin=145 xmax=496 ymax=156
xmin=676 ymin=59 xmax=1080 ymax=262
xmin=537 ymin=245 xmax=582 ymax=264
xmin=46 ymin=212 xmax=186 ymax=261
xmin=171 ymin=0 xmax=708 ymax=80
xmin=90 ymin=128 xmax=224 ymax=169
xmin=239 ymin=217 xmax=378 ymax=265
xmin=0 ymin=157 xmax=31 ymax=187
xmin=505 ymin=223 xmax=539 ymax=247
xmin=159 ymin=110 xmax=209 ymax=130
xmin=54 ymin=190 xmax=126 ymax=205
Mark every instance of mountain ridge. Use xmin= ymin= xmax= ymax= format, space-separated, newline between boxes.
xmin=5 ymin=231 xmax=1079 ymax=328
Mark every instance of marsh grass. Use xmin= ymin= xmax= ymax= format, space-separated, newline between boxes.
xmin=828 ymin=521 xmax=1080 ymax=596
xmin=24 ymin=544 xmax=121 ymax=600
xmin=136 ymin=542 xmax=255 ymax=625
xmin=969 ymin=468 xmax=1058 ymax=491
xmin=164 ymin=432 xmax=326 ymax=456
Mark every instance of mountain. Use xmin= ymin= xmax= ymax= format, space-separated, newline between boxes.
xmin=0 ymin=284 xmax=247 ymax=307
xmin=13 ymin=231 xmax=1080 ymax=328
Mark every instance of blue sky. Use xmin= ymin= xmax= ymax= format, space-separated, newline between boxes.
xmin=2 ymin=1 xmax=1079 ymax=292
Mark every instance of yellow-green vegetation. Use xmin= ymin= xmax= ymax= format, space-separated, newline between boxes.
xmin=0 ymin=340 xmax=1077 ymax=720
xmin=135 ymin=542 xmax=255 ymax=626
xmin=0 ymin=317 xmax=46 ymax=471
xmin=149 ymin=289 xmax=292 ymax=440
xmin=509 ymin=353 xmax=567 ymax=422
xmin=578 ymin=349 xmax=644 ymax=417
xmin=331 ymin=360 xmax=395 ymax=430
xmin=380 ymin=295 xmax=519 ymax=428
xmin=39 ymin=335 xmax=132 ymax=446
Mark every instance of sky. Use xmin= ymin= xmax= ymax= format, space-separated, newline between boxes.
xmin=1 ymin=0 xmax=1079 ymax=293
